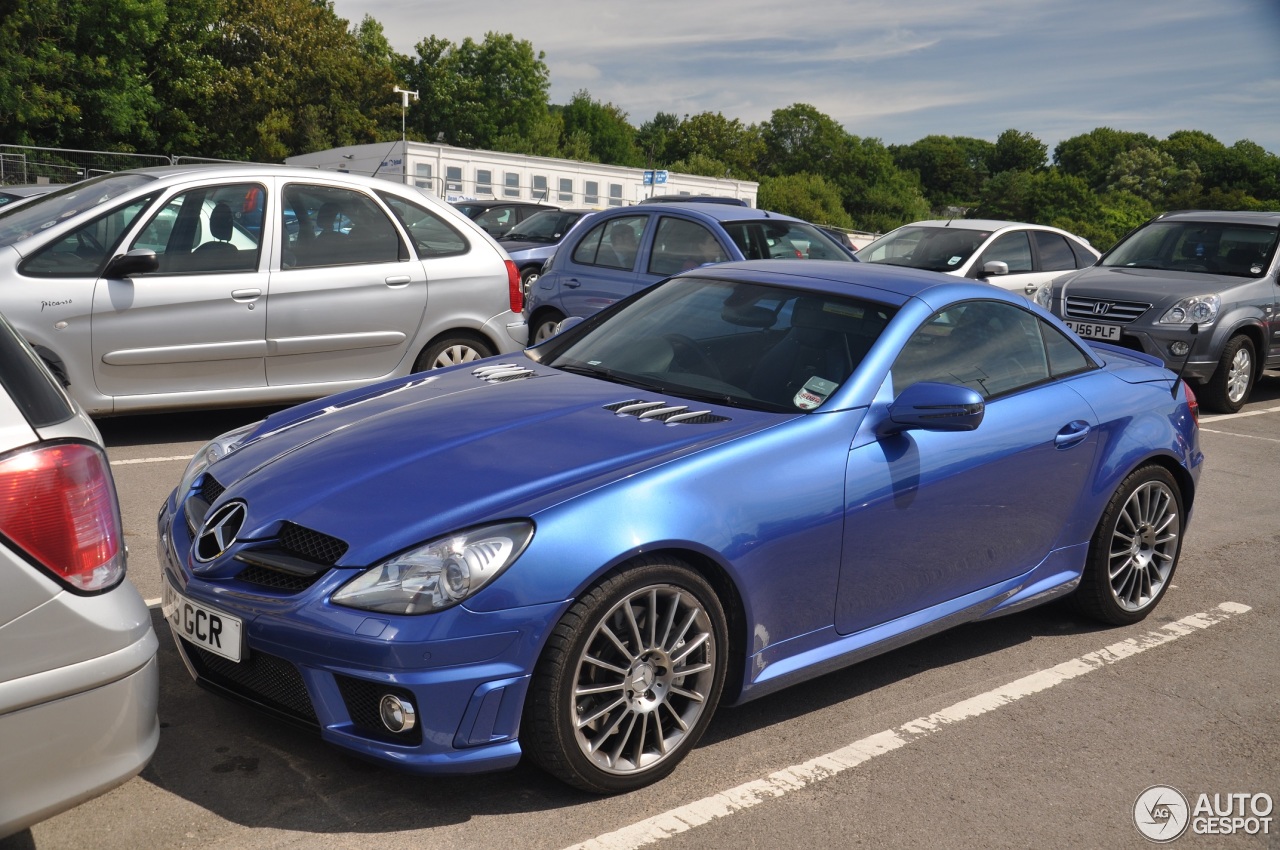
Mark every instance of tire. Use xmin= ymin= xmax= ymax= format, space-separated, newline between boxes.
xmin=530 ymin=309 xmax=566 ymax=344
xmin=522 ymin=556 xmax=729 ymax=793
xmin=412 ymin=334 xmax=495 ymax=371
xmin=1071 ymin=465 xmax=1184 ymax=625
xmin=1199 ymin=334 xmax=1255 ymax=414
xmin=520 ymin=266 xmax=541 ymax=299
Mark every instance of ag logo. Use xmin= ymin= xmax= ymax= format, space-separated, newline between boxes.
xmin=1134 ymin=785 xmax=1190 ymax=842
xmin=195 ymin=500 xmax=247 ymax=562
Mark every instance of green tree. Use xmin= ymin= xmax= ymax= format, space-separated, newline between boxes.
xmin=667 ymin=152 xmax=733 ymax=180
xmin=1053 ymin=127 xmax=1159 ymax=192
xmin=667 ymin=112 xmax=762 ymax=179
xmin=836 ymin=137 xmax=930 ymax=232
xmin=757 ymin=173 xmax=853 ymax=227
xmin=0 ymin=0 xmax=167 ymax=151
xmin=892 ymin=135 xmax=992 ymax=208
xmin=758 ymin=104 xmax=848 ymax=179
xmin=560 ymin=91 xmax=640 ymax=166
xmin=1107 ymin=146 xmax=1200 ymax=206
xmin=990 ymin=129 xmax=1047 ymax=174
xmin=636 ymin=111 xmax=680 ymax=167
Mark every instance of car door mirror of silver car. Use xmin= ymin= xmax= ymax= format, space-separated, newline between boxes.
xmin=981 ymin=260 xmax=1009 ymax=277
xmin=103 ymin=248 xmax=159 ymax=279
xmin=880 ymin=382 xmax=986 ymax=435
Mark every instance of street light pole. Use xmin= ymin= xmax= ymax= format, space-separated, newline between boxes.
xmin=392 ymin=86 xmax=419 ymax=184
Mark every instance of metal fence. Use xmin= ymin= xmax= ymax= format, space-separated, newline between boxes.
xmin=0 ymin=145 xmax=171 ymax=186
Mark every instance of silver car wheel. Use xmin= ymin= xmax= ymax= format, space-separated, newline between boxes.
xmin=431 ymin=343 xmax=484 ymax=368
xmin=1108 ymin=480 xmax=1181 ymax=612
xmin=1226 ymin=345 xmax=1252 ymax=404
xmin=571 ymin=584 xmax=717 ymax=777
xmin=533 ymin=319 xmax=562 ymax=343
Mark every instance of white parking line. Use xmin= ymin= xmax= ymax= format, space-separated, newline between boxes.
xmin=109 ymin=455 xmax=192 ymax=466
xmin=1198 ymin=428 xmax=1280 ymax=444
xmin=563 ymin=602 xmax=1252 ymax=850
xmin=1200 ymin=404 xmax=1280 ymax=424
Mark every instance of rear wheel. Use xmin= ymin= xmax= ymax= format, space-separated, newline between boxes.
xmin=1071 ymin=465 xmax=1184 ymax=625
xmin=523 ymin=557 xmax=728 ymax=793
xmin=412 ymin=334 xmax=494 ymax=371
xmin=1199 ymin=334 xmax=1254 ymax=413
xmin=520 ymin=266 xmax=541 ymax=299
xmin=531 ymin=309 xmax=566 ymax=344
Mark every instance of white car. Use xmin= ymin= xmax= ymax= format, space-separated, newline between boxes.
xmin=0 ymin=312 xmax=159 ymax=838
xmin=856 ymin=219 xmax=1099 ymax=298
xmin=0 ymin=165 xmax=528 ymax=415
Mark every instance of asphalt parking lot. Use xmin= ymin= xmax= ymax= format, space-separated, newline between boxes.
xmin=6 ymin=372 xmax=1279 ymax=850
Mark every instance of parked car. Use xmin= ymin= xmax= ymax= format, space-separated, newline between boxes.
xmin=0 ymin=184 xmax=56 ymax=210
xmin=524 ymin=203 xmax=856 ymax=341
xmin=857 ymin=219 xmax=1099 ymax=298
xmin=496 ymin=207 xmax=597 ymax=295
xmin=0 ymin=312 xmax=159 ymax=838
xmin=639 ymin=194 xmax=749 ymax=206
xmin=451 ymin=199 xmax=559 ymax=239
xmin=1039 ymin=210 xmax=1280 ymax=413
xmin=158 ymin=260 xmax=1201 ymax=794
xmin=0 ymin=165 xmax=527 ymax=416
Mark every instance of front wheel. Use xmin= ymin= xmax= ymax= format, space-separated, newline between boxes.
xmin=412 ymin=334 xmax=495 ymax=371
xmin=530 ymin=309 xmax=567 ymax=344
xmin=523 ymin=557 xmax=728 ymax=793
xmin=1071 ymin=465 xmax=1184 ymax=625
xmin=1199 ymin=334 xmax=1255 ymax=414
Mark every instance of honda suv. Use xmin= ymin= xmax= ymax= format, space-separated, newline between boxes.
xmin=1040 ymin=210 xmax=1279 ymax=412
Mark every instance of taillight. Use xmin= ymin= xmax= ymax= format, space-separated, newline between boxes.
xmin=506 ymin=259 xmax=523 ymax=314
xmin=1183 ymin=381 xmax=1199 ymax=425
xmin=0 ymin=442 xmax=125 ymax=593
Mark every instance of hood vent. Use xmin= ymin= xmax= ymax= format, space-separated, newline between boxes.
xmin=604 ymin=399 xmax=730 ymax=426
xmin=473 ymin=363 xmax=537 ymax=383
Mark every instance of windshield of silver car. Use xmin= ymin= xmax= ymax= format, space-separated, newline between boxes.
xmin=1101 ymin=220 xmax=1279 ymax=277
xmin=856 ymin=225 xmax=992 ymax=272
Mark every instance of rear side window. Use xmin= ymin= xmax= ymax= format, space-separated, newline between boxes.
xmin=1033 ymin=231 xmax=1078 ymax=272
xmin=281 ymin=184 xmax=405 ymax=268
xmin=0 ymin=316 xmax=73 ymax=427
xmin=378 ymin=192 xmax=468 ymax=258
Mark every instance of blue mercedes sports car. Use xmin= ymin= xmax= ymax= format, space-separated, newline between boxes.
xmin=158 ymin=261 xmax=1202 ymax=793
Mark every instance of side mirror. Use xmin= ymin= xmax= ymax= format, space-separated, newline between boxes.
xmin=103 ymin=248 xmax=159 ymax=278
xmin=882 ymin=382 xmax=985 ymax=434
xmin=555 ymin=316 xmax=585 ymax=335
xmin=981 ymin=260 xmax=1009 ymax=277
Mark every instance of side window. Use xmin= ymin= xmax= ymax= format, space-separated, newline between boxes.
xmin=571 ymin=215 xmax=644 ymax=270
xmin=504 ymin=172 xmax=521 ymax=198
xmin=474 ymin=206 xmax=515 ymax=235
xmin=446 ymin=166 xmax=463 ymax=193
xmin=475 ymin=169 xmax=492 ymax=196
xmin=608 ymin=183 xmax=624 ymax=207
xmin=558 ymin=177 xmax=574 ymax=202
xmin=281 ymin=184 xmax=404 ymax=269
xmin=1043 ymin=320 xmax=1093 ymax=377
xmin=585 ymin=181 xmax=599 ymax=205
xmin=1068 ymin=238 xmax=1097 ymax=268
xmin=22 ymin=197 xmax=155 ymax=277
xmin=532 ymin=175 xmax=549 ymax=202
xmin=980 ymin=231 xmax=1033 ymax=273
xmin=414 ymin=163 xmax=433 ymax=192
xmin=377 ymin=192 xmax=468 ymax=258
xmin=131 ymin=183 xmax=263 ymax=274
xmin=891 ymin=301 xmax=1051 ymax=399
xmin=1033 ymin=231 xmax=1077 ymax=272
xmin=649 ymin=218 xmax=727 ymax=276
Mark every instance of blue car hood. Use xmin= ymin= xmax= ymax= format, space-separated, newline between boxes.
xmin=203 ymin=363 xmax=786 ymax=565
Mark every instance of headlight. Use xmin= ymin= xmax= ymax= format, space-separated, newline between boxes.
xmin=1032 ymin=282 xmax=1053 ymax=310
xmin=176 ymin=420 xmax=263 ymax=497
xmin=1159 ymin=294 xmax=1220 ymax=325
xmin=332 ymin=521 xmax=534 ymax=615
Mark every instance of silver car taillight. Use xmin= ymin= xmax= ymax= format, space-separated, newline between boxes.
xmin=0 ymin=441 xmax=126 ymax=593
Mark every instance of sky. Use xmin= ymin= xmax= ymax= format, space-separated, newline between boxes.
xmin=328 ymin=0 xmax=1280 ymax=157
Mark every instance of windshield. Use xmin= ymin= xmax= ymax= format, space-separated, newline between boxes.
xmin=538 ymin=276 xmax=894 ymax=412
xmin=720 ymin=219 xmax=855 ymax=261
xmin=0 ymin=173 xmax=155 ymax=247
xmin=1102 ymin=220 xmax=1279 ymax=277
xmin=856 ymin=225 xmax=992 ymax=272
xmin=503 ymin=210 xmax=586 ymax=241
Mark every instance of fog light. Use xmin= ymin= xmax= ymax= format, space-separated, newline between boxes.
xmin=379 ymin=694 xmax=417 ymax=733
xmin=1170 ymin=341 xmax=1190 ymax=357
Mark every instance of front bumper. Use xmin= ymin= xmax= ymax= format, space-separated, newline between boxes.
xmin=157 ymin=493 xmax=567 ymax=775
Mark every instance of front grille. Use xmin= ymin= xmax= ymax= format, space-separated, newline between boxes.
xmin=1063 ymin=296 xmax=1152 ymax=324
xmin=234 ymin=564 xmax=325 ymax=592
xmin=279 ymin=521 xmax=348 ymax=565
xmin=335 ymin=675 xmax=423 ymax=745
xmin=200 ymin=474 xmax=226 ymax=505
xmin=604 ymin=399 xmax=730 ymax=425
xmin=183 ymin=639 xmax=317 ymax=725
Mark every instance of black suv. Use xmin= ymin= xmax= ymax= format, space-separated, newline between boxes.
xmin=1043 ymin=210 xmax=1279 ymax=412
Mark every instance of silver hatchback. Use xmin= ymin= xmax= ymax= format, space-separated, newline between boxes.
xmin=0 ymin=165 xmax=528 ymax=415
xmin=0 ymin=312 xmax=159 ymax=838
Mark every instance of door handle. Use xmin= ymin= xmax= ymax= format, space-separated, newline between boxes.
xmin=1054 ymin=420 xmax=1091 ymax=448
xmin=385 ymin=275 xmax=412 ymax=286
xmin=231 ymin=288 xmax=262 ymax=302
xmin=564 ymin=278 xmax=581 ymax=288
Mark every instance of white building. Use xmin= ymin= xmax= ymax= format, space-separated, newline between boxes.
xmin=285 ymin=141 xmax=758 ymax=208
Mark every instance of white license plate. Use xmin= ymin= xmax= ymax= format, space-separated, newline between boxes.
xmin=163 ymin=582 xmax=243 ymax=663
xmin=1066 ymin=320 xmax=1121 ymax=341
